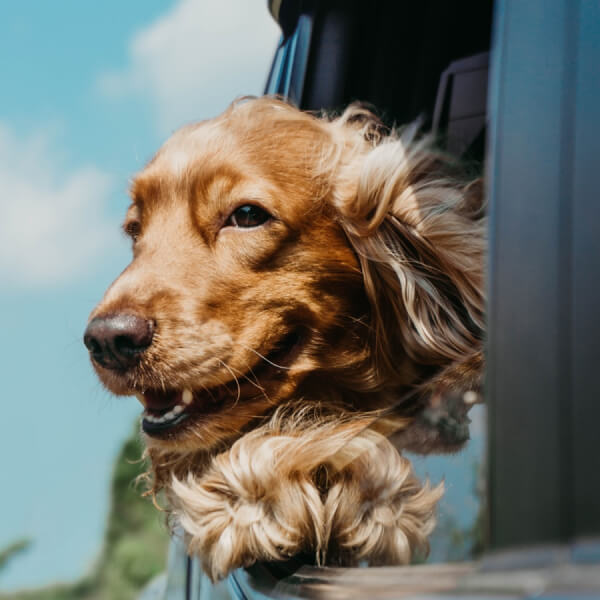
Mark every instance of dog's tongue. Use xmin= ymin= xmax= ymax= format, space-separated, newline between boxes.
xmin=143 ymin=389 xmax=182 ymax=410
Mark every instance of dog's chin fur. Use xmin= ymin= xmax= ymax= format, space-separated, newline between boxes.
xmin=87 ymin=97 xmax=486 ymax=579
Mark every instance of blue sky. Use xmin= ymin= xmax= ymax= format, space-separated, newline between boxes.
xmin=0 ymin=1 xmax=485 ymax=592
xmin=0 ymin=1 xmax=279 ymax=591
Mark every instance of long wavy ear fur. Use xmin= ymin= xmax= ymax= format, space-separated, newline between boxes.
xmin=325 ymin=107 xmax=486 ymax=449
xmin=333 ymin=113 xmax=485 ymax=367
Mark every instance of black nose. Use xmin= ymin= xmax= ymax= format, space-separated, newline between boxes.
xmin=84 ymin=314 xmax=154 ymax=370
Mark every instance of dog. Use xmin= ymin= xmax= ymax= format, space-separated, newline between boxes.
xmin=84 ymin=97 xmax=485 ymax=580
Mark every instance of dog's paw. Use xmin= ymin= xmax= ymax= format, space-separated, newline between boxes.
xmin=169 ymin=431 xmax=325 ymax=581
xmin=168 ymin=416 xmax=443 ymax=580
xmin=323 ymin=429 xmax=443 ymax=565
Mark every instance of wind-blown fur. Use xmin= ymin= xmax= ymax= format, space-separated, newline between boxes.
xmin=87 ymin=97 xmax=485 ymax=581
xmin=328 ymin=107 xmax=485 ymax=392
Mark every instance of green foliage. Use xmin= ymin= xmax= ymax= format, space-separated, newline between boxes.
xmin=1 ymin=425 xmax=169 ymax=600
xmin=0 ymin=538 xmax=32 ymax=573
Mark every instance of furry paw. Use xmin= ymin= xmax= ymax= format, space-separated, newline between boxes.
xmin=168 ymin=414 xmax=443 ymax=581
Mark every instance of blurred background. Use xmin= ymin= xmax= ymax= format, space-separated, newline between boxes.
xmin=0 ymin=1 xmax=485 ymax=598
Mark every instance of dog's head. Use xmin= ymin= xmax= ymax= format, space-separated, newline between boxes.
xmin=84 ymin=97 xmax=485 ymax=456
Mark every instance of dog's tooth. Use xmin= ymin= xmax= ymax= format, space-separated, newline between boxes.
xmin=163 ymin=410 xmax=175 ymax=421
xmin=182 ymin=389 xmax=193 ymax=405
xmin=173 ymin=404 xmax=184 ymax=415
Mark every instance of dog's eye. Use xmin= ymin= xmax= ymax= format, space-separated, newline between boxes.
xmin=226 ymin=205 xmax=271 ymax=228
xmin=124 ymin=220 xmax=141 ymax=242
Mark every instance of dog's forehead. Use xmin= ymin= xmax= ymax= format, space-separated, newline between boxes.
xmin=130 ymin=122 xmax=243 ymax=201
xmin=141 ymin=106 xmax=327 ymax=180
xmin=130 ymin=116 xmax=325 ymax=220
xmin=143 ymin=120 xmax=235 ymax=179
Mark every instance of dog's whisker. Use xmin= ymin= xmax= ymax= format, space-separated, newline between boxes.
xmin=216 ymin=359 xmax=241 ymax=407
xmin=238 ymin=342 xmax=293 ymax=371
xmin=238 ymin=360 xmax=278 ymax=407
xmin=227 ymin=360 xmax=268 ymax=395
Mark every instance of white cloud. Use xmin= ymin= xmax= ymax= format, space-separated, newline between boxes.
xmin=0 ymin=124 xmax=119 ymax=288
xmin=98 ymin=0 xmax=281 ymax=134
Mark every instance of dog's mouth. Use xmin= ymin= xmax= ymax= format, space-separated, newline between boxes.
xmin=137 ymin=329 xmax=304 ymax=437
xmin=138 ymin=387 xmax=227 ymax=434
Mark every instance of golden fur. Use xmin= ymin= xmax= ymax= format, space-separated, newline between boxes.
xmin=87 ymin=97 xmax=485 ymax=580
xmin=169 ymin=409 xmax=442 ymax=581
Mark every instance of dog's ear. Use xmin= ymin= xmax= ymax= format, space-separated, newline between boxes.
xmin=333 ymin=125 xmax=486 ymax=399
